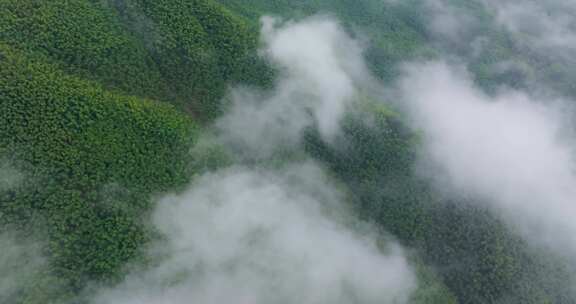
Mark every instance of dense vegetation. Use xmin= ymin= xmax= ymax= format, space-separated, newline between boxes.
xmin=0 ymin=0 xmax=574 ymax=303
xmin=216 ymin=0 xmax=431 ymax=81
xmin=305 ymin=107 xmax=574 ymax=303
xmin=217 ymin=0 xmax=576 ymax=302
xmin=0 ymin=42 xmax=195 ymax=302
xmin=0 ymin=0 xmax=271 ymax=119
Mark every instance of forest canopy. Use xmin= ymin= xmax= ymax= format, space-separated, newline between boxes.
xmin=1 ymin=0 xmax=576 ymax=303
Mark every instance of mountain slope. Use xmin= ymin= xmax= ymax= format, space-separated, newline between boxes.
xmin=0 ymin=0 xmax=573 ymax=303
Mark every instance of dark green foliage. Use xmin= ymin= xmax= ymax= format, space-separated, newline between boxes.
xmin=103 ymin=0 xmax=274 ymax=119
xmin=410 ymin=258 xmax=458 ymax=304
xmin=305 ymin=106 xmax=572 ymax=303
xmin=216 ymin=0 xmax=431 ymax=81
xmin=0 ymin=0 xmax=272 ymax=121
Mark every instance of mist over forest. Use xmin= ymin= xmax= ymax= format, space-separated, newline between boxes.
xmin=2 ymin=0 xmax=576 ymax=303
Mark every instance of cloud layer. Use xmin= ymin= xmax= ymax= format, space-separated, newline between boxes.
xmin=482 ymin=0 xmax=576 ymax=57
xmin=93 ymin=164 xmax=416 ymax=304
xmin=399 ymin=61 xmax=576 ymax=257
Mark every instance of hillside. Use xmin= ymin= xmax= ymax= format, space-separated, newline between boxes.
xmin=1 ymin=0 xmax=576 ymax=303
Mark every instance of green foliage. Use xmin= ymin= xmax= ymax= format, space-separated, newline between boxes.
xmin=410 ymin=259 xmax=458 ymax=304
xmin=0 ymin=43 xmax=196 ymax=301
xmin=2 ymin=0 xmax=575 ymax=303
xmin=0 ymin=0 xmax=272 ymax=121
xmin=0 ymin=0 xmax=172 ymax=101
xmin=304 ymin=104 xmax=567 ymax=303
xmin=0 ymin=7 xmax=259 ymax=294
xmin=216 ymin=0 xmax=431 ymax=81
xmin=0 ymin=43 xmax=194 ymax=190
xmin=122 ymin=0 xmax=271 ymax=119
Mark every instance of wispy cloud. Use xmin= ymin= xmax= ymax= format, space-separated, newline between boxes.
xmin=91 ymin=16 xmax=417 ymax=304
xmin=216 ymin=16 xmax=375 ymax=160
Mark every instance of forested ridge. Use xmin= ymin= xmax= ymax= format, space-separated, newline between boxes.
xmin=1 ymin=1 xmax=575 ymax=303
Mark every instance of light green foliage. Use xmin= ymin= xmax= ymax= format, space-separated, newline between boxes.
xmin=0 ymin=43 xmax=195 ymax=301
xmin=0 ymin=0 xmax=172 ymax=101
xmin=0 ymin=0 xmax=272 ymax=121
xmin=0 ymin=44 xmax=194 ymax=191
xmin=0 ymin=0 xmax=265 ymax=300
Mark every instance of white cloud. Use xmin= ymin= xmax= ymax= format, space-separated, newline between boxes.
xmin=482 ymin=0 xmax=576 ymax=57
xmin=399 ymin=61 xmax=576 ymax=256
xmin=93 ymin=164 xmax=416 ymax=304
xmin=217 ymin=16 xmax=373 ymax=159
xmin=91 ymin=16 xmax=417 ymax=304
